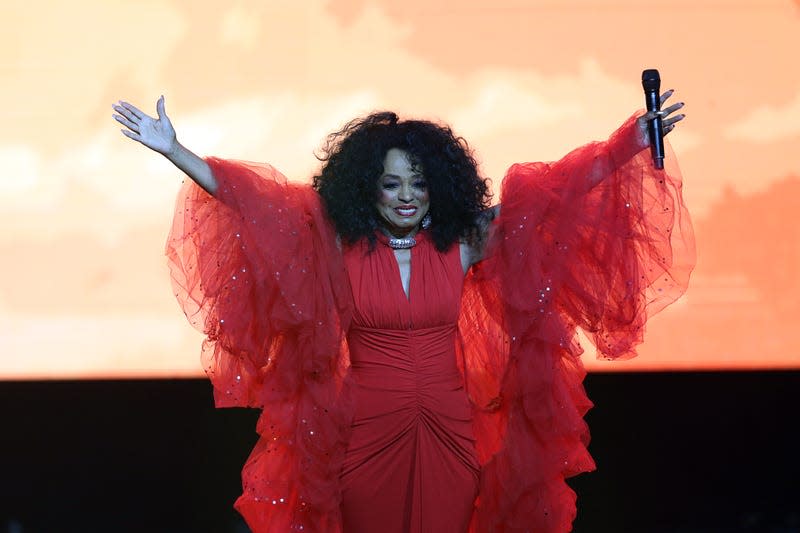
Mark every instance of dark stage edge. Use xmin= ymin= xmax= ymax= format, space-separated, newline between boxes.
xmin=2 ymin=371 xmax=798 ymax=533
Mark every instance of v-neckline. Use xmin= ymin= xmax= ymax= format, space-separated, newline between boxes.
xmin=375 ymin=230 xmax=422 ymax=303
xmin=391 ymin=247 xmax=412 ymax=302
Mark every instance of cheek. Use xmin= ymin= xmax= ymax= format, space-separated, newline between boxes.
xmin=376 ymin=189 xmax=394 ymax=207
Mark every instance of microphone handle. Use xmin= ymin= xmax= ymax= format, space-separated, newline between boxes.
xmin=645 ymin=89 xmax=665 ymax=169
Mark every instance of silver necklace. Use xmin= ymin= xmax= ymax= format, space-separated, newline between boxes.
xmin=386 ymin=235 xmax=416 ymax=249
xmin=380 ymin=214 xmax=429 ymax=249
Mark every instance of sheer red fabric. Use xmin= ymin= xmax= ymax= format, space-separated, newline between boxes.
xmin=461 ymin=114 xmax=694 ymax=531
xmin=165 ymin=114 xmax=694 ymax=532
xmin=166 ymin=160 xmax=354 ymax=530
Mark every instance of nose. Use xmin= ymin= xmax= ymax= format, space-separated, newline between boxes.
xmin=398 ymin=184 xmax=413 ymax=202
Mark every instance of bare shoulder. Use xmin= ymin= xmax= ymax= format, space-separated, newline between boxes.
xmin=460 ymin=205 xmax=501 ymax=273
xmin=484 ymin=204 xmax=500 ymax=222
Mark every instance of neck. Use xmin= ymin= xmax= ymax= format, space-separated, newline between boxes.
xmin=380 ymin=225 xmax=418 ymax=240
xmin=377 ymin=226 xmax=421 ymax=250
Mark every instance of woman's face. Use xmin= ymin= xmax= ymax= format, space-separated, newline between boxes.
xmin=375 ymin=148 xmax=430 ymax=237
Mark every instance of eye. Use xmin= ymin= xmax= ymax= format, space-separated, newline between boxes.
xmin=382 ymin=182 xmax=399 ymax=190
xmin=413 ymin=179 xmax=427 ymax=189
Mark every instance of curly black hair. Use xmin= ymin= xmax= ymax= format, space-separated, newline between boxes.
xmin=312 ymin=112 xmax=491 ymax=252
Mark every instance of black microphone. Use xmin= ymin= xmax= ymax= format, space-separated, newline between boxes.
xmin=641 ymin=69 xmax=665 ymax=170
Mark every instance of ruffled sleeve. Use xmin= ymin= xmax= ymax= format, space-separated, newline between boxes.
xmin=165 ymin=158 xmax=352 ymax=532
xmin=497 ymin=113 xmax=695 ymax=358
xmin=461 ymin=114 xmax=695 ymax=532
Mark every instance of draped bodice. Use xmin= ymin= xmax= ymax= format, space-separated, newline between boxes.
xmin=343 ymin=232 xmax=464 ymax=331
xmin=343 ymin=232 xmax=466 ymax=399
xmin=345 ymin=234 xmax=464 ymax=402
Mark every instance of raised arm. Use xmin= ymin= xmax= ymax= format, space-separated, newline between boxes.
xmin=580 ymin=89 xmax=685 ymax=189
xmin=464 ymin=90 xmax=684 ymax=270
xmin=112 ymin=96 xmax=218 ymax=195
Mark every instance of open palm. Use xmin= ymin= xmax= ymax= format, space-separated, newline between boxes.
xmin=112 ymin=96 xmax=176 ymax=155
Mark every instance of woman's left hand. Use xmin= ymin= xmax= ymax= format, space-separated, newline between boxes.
xmin=637 ymin=89 xmax=685 ymax=147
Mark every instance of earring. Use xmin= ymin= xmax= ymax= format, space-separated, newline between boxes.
xmin=421 ymin=213 xmax=432 ymax=229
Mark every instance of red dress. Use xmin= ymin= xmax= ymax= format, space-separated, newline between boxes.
xmin=165 ymin=114 xmax=694 ymax=532
xmin=341 ymin=232 xmax=479 ymax=532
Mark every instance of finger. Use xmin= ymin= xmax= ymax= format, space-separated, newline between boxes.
xmin=113 ymin=103 xmax=140 ymax=123
xmin=642 ymin=110 xmax=660 ymax=121
xmin=156 ymin=95 xmax=166 ymax=119
xmin=661 ymin=101 xmax=685 ymax=117
xmin=659 ymin=89 xmax=675 ymax=107
xmin=644 ymin=104 xmax=684 ymax=123
xmin=112 ymin=113 xmax=140 ymax=133
xmin=643 ymin=110 xmax=670 ymax=123
xmin=663 ymin=113 xmax=686 ymax=128
xmin=120 ymin=128 xmax=142 ymax=142
xmin=663 ymin=114 xmax=687 ymax=135
xmin=119 ymin=101 xmax=145 ymax=120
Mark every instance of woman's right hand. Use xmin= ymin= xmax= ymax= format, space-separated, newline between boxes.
xmin=113 ymin=96 xmax=217 ymax=194
xmin=113 ymin=96 xmax=177 ymax=156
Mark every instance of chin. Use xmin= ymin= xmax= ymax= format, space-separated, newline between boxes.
xmin=380 ymin=219 xmax=416 ymax=236
xmin=378 ymin=211 xmax=422 ymax=232
xmin=397 ymin=217 xmax=422 ymax=229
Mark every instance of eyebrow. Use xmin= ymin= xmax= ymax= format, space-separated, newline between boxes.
xmin=380 ymin=173 xmax=425 ymax=180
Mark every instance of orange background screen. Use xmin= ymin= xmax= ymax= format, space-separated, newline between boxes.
xmin=2 ymin=0 xmax=799 ymax=378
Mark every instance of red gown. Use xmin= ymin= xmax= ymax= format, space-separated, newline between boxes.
xmin=341 ymin=232 xmax=479 ymax=532
xmin=165 ymin=114 xmax=694 ymax=532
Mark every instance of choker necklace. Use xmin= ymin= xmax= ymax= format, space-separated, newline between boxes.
xmin=386 ymin=235 xmax=416 ymax=249
xmin=377 ymin=213 xmax=430 ymax=249
xmin=377 ymin=229 xmax=420 ymax=249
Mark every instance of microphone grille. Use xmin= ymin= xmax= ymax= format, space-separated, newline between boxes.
xmin=642 ymin=69 xmax=661 ymax=91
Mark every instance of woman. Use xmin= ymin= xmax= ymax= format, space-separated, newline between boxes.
xmin=112 ymin=92 xmax=692 ymax=532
